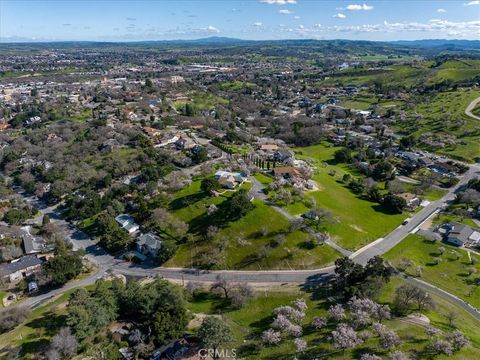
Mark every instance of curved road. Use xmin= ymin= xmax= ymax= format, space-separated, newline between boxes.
xmin=5 ymin=162 xmax=480 ymax=317
xmin=465 ymin=96 xmax=480 ymax=121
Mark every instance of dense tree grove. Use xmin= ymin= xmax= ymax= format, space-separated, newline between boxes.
xmin=334 ymin=256 xmax=392 ymax=299
xmin=42 ymin=241 xmax=84 ymax=286
xmin=66 ymin=278 xmax=189 ymax=346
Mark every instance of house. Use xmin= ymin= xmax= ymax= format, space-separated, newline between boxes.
xmin=446 ymin=222 xmax=474 ymax=246
xmin=397 ymin=192 xmax=421 ymax=210
xmin=214 ymin=171 xmax=246 ymax=189
xmin=136 ymin=233 xmax=162 ymax=257
xmin=431 ymin=161 xmax=457 ymax=176
xmin=0 ymin=255 xmax=44 ymax=283
xmin=272 ymin=166 xmax=301 ymax=178
xmin=22 ymin=233 xmax=51 ymax=254
xmin=115 ymin=214 xmax=140 ymax=234
xmin=272 ymin=150 xmax=293 ymax=163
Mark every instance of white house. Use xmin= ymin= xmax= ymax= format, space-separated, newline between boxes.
xmin=115 ymin=214 xmax=140 ymax=235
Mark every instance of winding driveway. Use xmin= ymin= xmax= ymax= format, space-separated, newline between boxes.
xmin=465 ymin=96 xmax=480 ymax=121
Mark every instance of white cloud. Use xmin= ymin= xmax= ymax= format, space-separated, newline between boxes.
xmin=464 ymin=0 xmax=479 ymax=5
xmin=333 ymin=13 xmax=347 ymax=18
xmin=253 ymin=22 xmax=263 ymax=27
xmin=279 ymin=9 xmax=292 ymax=14
xmin=279 ymin=18 xmax=479 ymax=39
xmin=294 ymin=15 xmax=301 ymax=19
xmin=260 ymin=0 xmax=296 ymax=4
xmin=206 ymin=25 xmax=220 ymax=33
xmin=437 ymin=8 xmax=447 ymax=12
xmin=346 ymin=3 xmax=373 ymax=11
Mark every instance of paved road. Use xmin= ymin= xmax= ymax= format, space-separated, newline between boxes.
xmin=352 ymin=164 xmax=480 ymax=265
xmin=3 ymin=163 xmax=480 ymax=312
xmin=398 ymin=274 xmax=480 ymax=321
xmin=465 ymin=96 xmax=480 ymax=121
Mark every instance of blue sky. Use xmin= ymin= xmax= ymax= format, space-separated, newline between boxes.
xmin=1 ymin=0 xmax=479 ymax=42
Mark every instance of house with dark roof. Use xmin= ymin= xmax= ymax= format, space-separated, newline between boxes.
xmin=446 ymin=222 xmax=474 ymax=246
xmin=0 ymin=255 xmax=44 ymax=283
xmin=136 ymin=233 xmax=163 ymax=258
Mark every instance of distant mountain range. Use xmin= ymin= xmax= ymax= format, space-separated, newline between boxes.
xmin=0 ymin=36 xmax=479 ymax=53
xmin=389 ymin=39 xmax=480 ymax=49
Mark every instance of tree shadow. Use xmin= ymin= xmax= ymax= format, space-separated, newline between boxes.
xmin=169 ymin=192 xmax=206 ymax=210
xmin=371 ymin=203 xmax=402 ymax=215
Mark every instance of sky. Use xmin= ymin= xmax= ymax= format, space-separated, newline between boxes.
xmin=0 ymin=0 xmax=479 ymax=42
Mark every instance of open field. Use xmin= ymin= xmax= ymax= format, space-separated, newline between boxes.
xmin=167 ymin=181 xmax=341 ymax=270
xmin=188 ymin=278 xmax=480 ymax=359
xmin=3 ymin=278 xmax=480 ymax=360
xmin=291 ymin=144 xmax=410 ymax=251
xmin=168 ymin=200 xmax=341 ymax=270
xmin=384 ymin=234 xmax=480 ymax=309
xmin=395 ymin=89 xmax=480 ymax=162
xmin=322 ymin=60 xmax=480 ymax=89
xmin=0 ymin=288 xmax=83 ymax=358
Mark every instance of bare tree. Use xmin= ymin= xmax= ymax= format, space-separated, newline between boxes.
xmin=445 ymin=311 xmax=458 ymax=328
xmin=211 ymin=274 xmax=234 ymax=299
xmin=230 ymin=283 xmax=254 ymax=308
xmin=46 ymin=327 xmax=78 ymax=359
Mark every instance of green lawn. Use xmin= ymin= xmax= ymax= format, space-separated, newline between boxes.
xmin=384 ymin=234 xmax=480 ymax=309
xmin=167 ymin=199 xmax=341 ymax=270
xmin=292 ymin=144 xmax=410 ymax=251
xmin=396 ymin=89 xmax=480 ymax=162
xmin=0 ymin=290 xmax=7 ymax=308
xmin=188 ymin=278 xmax=480 ymax=359
xmin=432 ymin=213 xmax=478 ymax=228
xmin=3 ymin=277 xmax=480 ymax=359
xmin=254 ymin=173 xmax=274 ymax=186
xmin=0 ymin=287 xmax=85 ymax=358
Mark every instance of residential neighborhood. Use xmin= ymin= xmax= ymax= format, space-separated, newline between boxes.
xmin=1 ymin=1 xmax=480 ymax=359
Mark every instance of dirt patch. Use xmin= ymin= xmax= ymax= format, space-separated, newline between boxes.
xmin=306 ymin=180 xmax=322 ymax=192
xmin=420 ymin=216 xmax=435 ymax=231
xmin=350 ymin=224 xmax=366 ymax=233
xmin=403 ymin=313 xmax=431 ymax=326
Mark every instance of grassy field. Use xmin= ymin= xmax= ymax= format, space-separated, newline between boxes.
xmin=0 ymin=290 xmax=7 ymax=308
xmin=0 ymin=288 xmax=81 ymax=358
xmin=3 ymin=277 xmax=480 ymax=359
xmin=188 ymin=278 xmax=480 ymax=359
xmin=396 ymin=89 xmax=480 ymax=162
xmin=167 ymin=198 xmax=341 ymax=270
xmin=291 ymin=143 xmax=410 ymax=251
xmin=321 ymin=60 xmax=480 ymax=89
xmin=255 ymin=173 xmax=274 ymax=186
xmin=384 ymin=234 xmax=480 ymax=309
